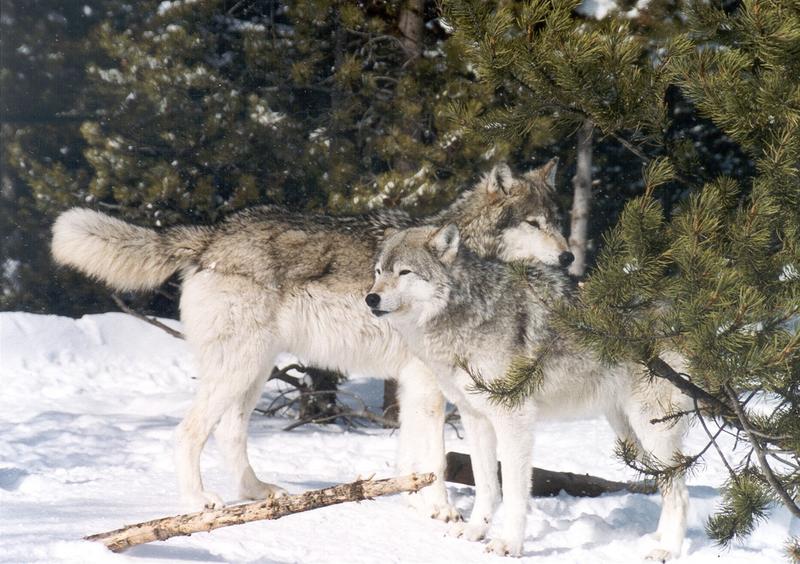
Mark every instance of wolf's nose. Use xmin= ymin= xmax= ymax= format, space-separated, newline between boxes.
xmin=559 ymin=251 xmax=575 ymax=267
xmin=365 ymin=293 xmax=381 ymax=308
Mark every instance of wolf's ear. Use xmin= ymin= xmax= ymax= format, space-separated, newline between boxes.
xmin=525 ymin=157 xmax=558 ymax=190
xmin=484 ymin=163 xmax=513 ymax=196
xmin=383 ymin=227 xmax=400 ymax=239
xmin=428 ymin=224 xmax=461 ymax=264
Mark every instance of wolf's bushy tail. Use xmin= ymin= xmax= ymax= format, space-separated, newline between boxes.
xmin=52 ymin=208 xmax=210 ymax=291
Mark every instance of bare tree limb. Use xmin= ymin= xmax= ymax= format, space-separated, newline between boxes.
xmin=282 ymin=408 xmax=399 ymax=431
xmin=111 ymin=294 xmax=184 ymax=340
xmin=724 ymin=385 xmax=800 ymax=519
xmin=85 ymin=473 xmax=435 ymax=553
xmin=694 ymin=398 xmax=738 ymax=481
xmin=267 ymin=364 xmax=308 ymax=389
xmin=646 ymin=357 xmax=736 ymax=418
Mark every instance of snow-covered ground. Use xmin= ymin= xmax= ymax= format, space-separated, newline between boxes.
xmin=0 ymin=312 xmax=794 ymax=563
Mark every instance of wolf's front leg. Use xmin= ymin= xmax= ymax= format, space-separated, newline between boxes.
xmin=485 ymin=413 xmax=535 ymax=557
xmin=396 ymin=360 xmax=460 ymax=521
xmin=449 ymin=408 xmax=500 ymax=542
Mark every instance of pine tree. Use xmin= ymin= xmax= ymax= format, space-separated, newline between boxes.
xmin=446 ymin=0 xmax=799 ymax=549
xmin=1 ymin=0 xmax=130 ymax=314
xmin=3 ymin=0 xmax=519 ymax=314
xmin=12 ymin=0 xmax=505 ymax=224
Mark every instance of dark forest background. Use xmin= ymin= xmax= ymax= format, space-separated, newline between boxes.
xmin=0 ymin=0 xmax=749 ymax=317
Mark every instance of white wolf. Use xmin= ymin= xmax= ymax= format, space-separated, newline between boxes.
xmin=51 ymin=161 xmax=572 ymax=519
xmin=366 ymin=224 xmax=690 ymax=560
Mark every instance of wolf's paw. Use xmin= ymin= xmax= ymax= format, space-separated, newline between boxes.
xmin=184 ymin=490 xmax=225 ymax=511
xmin=424 ymin=502 xmax=462 ymax=522
xmin=405 ymin=490 xmax=462 ymax=522
xmin=448 ymin=521 xmax=488 ymax=542
xmin=240 ymin=480 xmax=287 ymax=501
xmin=485 ymin=537 xmax=523 ymax=557
xmin=645 ymin=548 xmax=675 ymax=562
xmin=431 ymin=504 xmax=463 ymax=523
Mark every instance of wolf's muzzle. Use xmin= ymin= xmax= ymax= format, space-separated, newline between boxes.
xmin=365 ymin=293 xmax=389 ymax=317
xmin=559 ymin=251 xmax=575 ymax=268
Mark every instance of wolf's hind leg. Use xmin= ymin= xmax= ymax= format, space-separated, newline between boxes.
xmin=175 ymin=337 xmax=272 ymax=511
xmin=626 ymin=403 xmax=689 ymax=561
xmin=396 ymin=360 xmax=459 ymax=521
xmin=214 ymin=371 xmax=287 ymax=501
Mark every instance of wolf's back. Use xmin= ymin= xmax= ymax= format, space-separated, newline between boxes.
xmin=52 ymin=208 xmax=209 ymax=291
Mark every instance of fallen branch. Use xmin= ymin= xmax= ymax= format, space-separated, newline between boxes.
xmin=445 ymin=452 xmax=656 ymax=497
xmin=85 ymin=472 xmax=435 ymax=552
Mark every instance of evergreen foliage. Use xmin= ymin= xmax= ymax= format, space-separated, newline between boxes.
xmin=13 ymin=0 xmax=494 ymax=224
xmin=1 ymin=0 xmax=126 ymax=314
xmin=2 ymin=1 xmax=752 ymax=315
xmin=2 ymin=0 xmax=508 ymax=314
xmin=447 ymin=0 xmax=800 ymax=545
xmin=462 ymin=353 xmax=547 ymax=409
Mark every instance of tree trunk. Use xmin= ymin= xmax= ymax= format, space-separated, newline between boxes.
xmin=568 ymin=119 xmax=593 ymax=277
xmin=398 ymin=0 xmax=424 ymax=57
xmin=327 ymin=3 xmax=348 ymax=189
xmin=85 ymin=473 xmax=435 ymax=553
xmin=444 ymin=451 xmax=656 ymax=497
xmin=382 ymin=378 xmax=400 ymax=426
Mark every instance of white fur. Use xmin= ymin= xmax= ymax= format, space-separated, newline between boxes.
xmin=51 ymin=209 xmax=458 ymax=517
xmin=175 ymin=270 xmax=457 ymax=516
xmin=406 ymin=330 xmax=687 ymax=558
xmin=50 ymin=163 xmax=571 ymax=524
xmin=499 ymin=216 xmax=569 ymax=266
xmin=52 ymin=209 xmax=182 ymax=291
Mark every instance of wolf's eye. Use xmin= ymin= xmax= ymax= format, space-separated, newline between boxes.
xmin=527 ymin=219 xmax=541 ymax=229
xmin=398 ymin=269 xmax=412 ymax=276
xmin=375 ymin=268 xmax=382 ymax=275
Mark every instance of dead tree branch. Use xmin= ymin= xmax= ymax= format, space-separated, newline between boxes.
xmin=111 ymin=294 xmax=184 ymax=340
xmin=646 ymin=357 xmax=736 ymax=418
xmin=85 ymin=472 xmax=435 ymax=553
xmin=724 ymin=385 xmax=800 ymax=519
xmin=267 ymin=364 xmax=308 ymax=389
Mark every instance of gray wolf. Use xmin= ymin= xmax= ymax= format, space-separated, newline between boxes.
xmin=51 ymin=160 xmax=572 ymax=519
xmin=366 ymin=224 xmax=690 ymax=560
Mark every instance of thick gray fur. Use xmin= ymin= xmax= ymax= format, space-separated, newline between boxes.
xmin=369 ymin=225 xmax=691 ymax=559
xmin=51 ymin=160 xmax=570 ymax=520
